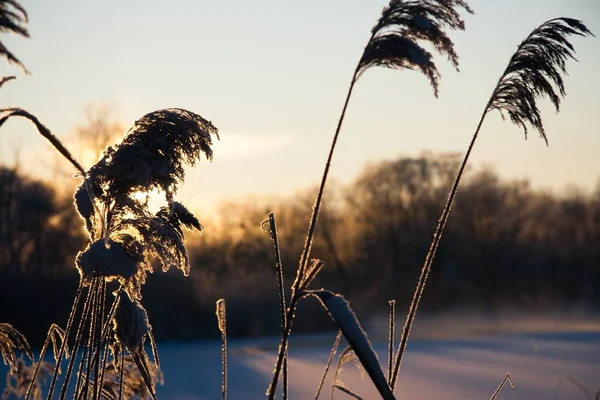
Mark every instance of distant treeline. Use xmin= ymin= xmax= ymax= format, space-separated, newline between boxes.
xmin=1 ymin=153 xmax=599 ymax=345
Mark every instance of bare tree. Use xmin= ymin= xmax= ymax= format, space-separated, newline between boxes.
xmin=74 ymin=104 xmax=125 ymax=166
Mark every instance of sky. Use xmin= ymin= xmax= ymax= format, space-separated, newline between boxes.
xmin=1 ymin=0 xmax=599 ymax=214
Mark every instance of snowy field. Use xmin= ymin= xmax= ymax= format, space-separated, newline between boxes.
xmin=156 ymin=330 xmax=600 ymax=399
xmin=2 ymin=313 xmax=599 ymax=399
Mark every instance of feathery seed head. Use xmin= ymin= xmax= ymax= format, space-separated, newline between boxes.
xmin=358 ymin=0 xmax=473 ymax=96
xmin=113 ymin=291 xmax=151 ymax=353
xmin=487 ymin=18 xmax=593 ymax=144
xmin=0 ymin=0 xmax=30 ymax=72
xmin=85 ymin=108 xmax=218 ymax=206
xmin=0 ymin=323 xmax=32 ymax=375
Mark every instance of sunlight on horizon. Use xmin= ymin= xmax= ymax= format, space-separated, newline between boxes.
xmin=1 ymin=0 xmax=599 ymax=213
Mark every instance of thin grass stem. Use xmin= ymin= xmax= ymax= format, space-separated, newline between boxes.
xmin=47 ymin=283 xmax=84 ymax=399
xmin=390 ymin=108 xmax=487 ymax=390
xmin=387 ymin=300 xmax=395 ymax=383
xmin=490 ymin=373 xmax=515 ymax=400
xmin=268 ymin=69 xmax=360 ymax=399
xmin=58 ymin=278 xmax=99 ymax=400
xmin=216 ymin=299 xmax=228 ymax=400
xmin=92 ymin=279 xmax=106 ymax=399
xmin=24 ymin=325 xmax=54 ymax=399
xmin=118 ymin=351 xmax=124 ymax=400
xmin=315 ymin=330 xmax=342 ymax=400
xmin=264 ymin=213 xmax=289 ymax=399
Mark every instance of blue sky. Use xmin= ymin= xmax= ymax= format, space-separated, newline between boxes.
xmin=1 ymin=0 xmax=599 ymax=212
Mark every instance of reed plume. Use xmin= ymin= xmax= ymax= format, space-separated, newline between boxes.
xmin=0 ymin=0 xmax=29 ymax=73
xmin=42 ymin=108 xmax=217 ymax=400
xmin=0 ymin=323 xmax=32 ymax=375
xmin=268 ymin=1 xmax=472 ymax=397
xmin=390 ymin=17 xmax=593 ymax=390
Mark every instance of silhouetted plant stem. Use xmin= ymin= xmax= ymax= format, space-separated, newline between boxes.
xmin=268 ymin=69 xmax=359 ymax=400
xmin=264 ymin=212 xmax=289 ymax=399
xmin=91 ymin=279 xmax=106 ymax=399
xmin=390 ymin=107 xmax=487 ymax=390
xmin=297 ymin=70 xmax=359 ymax=280
xmin=490 ymin=373 xmax=514 ymax=400
xmin=59 ymin=278 xmax=99 ymax=400
xmin=391 ymin=18 xmax=592 ymax=389
xmin=86 ymin=283 xmax=123 ymax=385
xmin=0 ymin=108 xmax=86 ymax=175
xmin=216 ymin=299 xmax=228 ymax=400
xmin=97 ymin=339 xmax=110 ymax=398
xmin=118 ymin=351 xmax=124 ymax=400
xmin=24 ymin=326 xmax=55 ymax=399
xmin=387 ymin=300 xmax=396 ymax=383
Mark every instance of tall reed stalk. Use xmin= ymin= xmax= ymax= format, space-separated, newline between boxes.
xmin=389 ymin=17 xmax=593 ymax=390
xmin=267 ymin=1 xmax=472 ymax=397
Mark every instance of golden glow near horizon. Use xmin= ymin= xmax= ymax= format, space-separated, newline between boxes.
xmin=1 ymin=0 xmax=599 ymax=213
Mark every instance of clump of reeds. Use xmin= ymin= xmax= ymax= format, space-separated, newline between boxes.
xmin=1 ymin=105 xmax=218 ymax=399
xmin=261 ymin=4 xmax=593 ymax=400
xmin=266 ymin=1 xmax=472 ymax=398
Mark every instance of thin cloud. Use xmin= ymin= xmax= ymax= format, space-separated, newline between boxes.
xmin=212 ymin=132 xmax=294 ymax=159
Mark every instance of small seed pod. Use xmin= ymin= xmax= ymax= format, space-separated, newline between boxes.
xmin=112 ymin=290 xmax=151 ymax=353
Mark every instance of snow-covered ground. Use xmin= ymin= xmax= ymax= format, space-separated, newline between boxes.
xmin=2 ymin=314 xmax=599 ymax=399
xmin=156 ymin=330 xmax=600 ymax=399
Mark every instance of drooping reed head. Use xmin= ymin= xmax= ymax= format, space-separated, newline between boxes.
xmin=0 ymin=0 xmax=29 ymax=72
xmin=487 ymin=18 xmax=594 ymax=144
xmin=0 ymin=323 xmax=32 ymax=374
xmin=79 ymin=108 xmax=218 ymax=217
xmin=357 ymin=0 xmax=473 ymax=96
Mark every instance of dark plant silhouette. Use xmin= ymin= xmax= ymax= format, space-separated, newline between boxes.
xmin=0 ymin=108 xmax=220 ymax=400
xmin=0 ymin=323 xmax=32 ymax=375
xmin=0 ymin=0 xmax=29 ymax=73
xmin=389 ymin=17 xmax=594 ymax=390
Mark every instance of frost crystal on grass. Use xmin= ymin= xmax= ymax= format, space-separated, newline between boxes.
xmin=78 ymin=108 xmax=218 ymax=214
xmin=75 ymin=239 xmax=139 ymax=281
xmin=71 ymin=108 xmax=215 ymax=299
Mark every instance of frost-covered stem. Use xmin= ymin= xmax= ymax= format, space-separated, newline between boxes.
xmin=86 ymin=283 xmax=122 ymax=386
xmin=315 ymin=330 xmax=342 ymax=400
xmin=74 ymin=336 xmax=90 ymax=399
xmin=490 ymin=373 xmax=514 ymax=400
xmin=118 ymin=351 xmax=124 ymax=400
xmin=81 ymin=278 xmax=100 ymax=400
xmin=58 ymin=278 xmax=99 ymax=400
xmin=47 ymin=283 xmax=84 ymax=399
xmin=391 ymin=107 xmax=488 ymax=390
xmin=216 ymin=299 xmax=228 ymax=400
xmin=92 ymin=279 xmax=106 ymax=399
xmin=266 ymin=212 xmax=289 ymax=399
xmin=269 ymin=68 xmax=360 ymax=399
xmin=221 ymin=321 xmax=228 ymax=400
xmin=297 ymin=70 xmax=359 ymax=282
xmin=96 ymin=339 xmax=111 ymax=400
xmin=25 ymin=326 xmax=54 ymax=399
xmin=387 ymin=300 xmax=395 ymax=383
